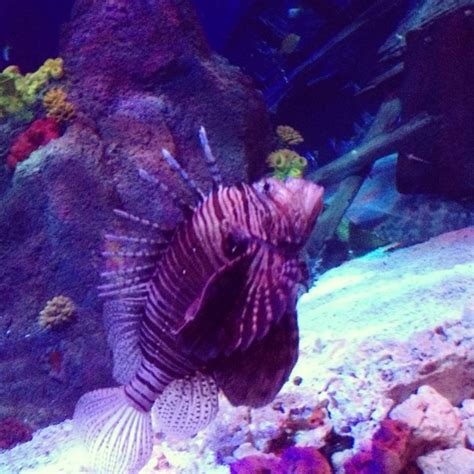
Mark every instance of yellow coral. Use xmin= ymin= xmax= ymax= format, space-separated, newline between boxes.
xmin=267 ymin=148 xmax=307 ymax=179
xmin=0 ymin=58 xmax=65 ymax=116
xmin=41 ymin=57 xmax=64 ymax=80
xmin=0 ymin=96 xmax=23 ymax=115
xmin=39 ymin=295 xmax=76 ymax=329
xmin=43 ymin=87 xmax=75 ymax=122
xmin=2 ymin=65 xmax=21 ymax=76
xmin=276 ymin=125 xmax=304 ymax=146
xmin=267 ymin=148 xmax=303 ymax=169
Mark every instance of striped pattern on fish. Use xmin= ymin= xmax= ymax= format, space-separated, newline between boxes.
xmin=73 ymin=127 xmax=324 ymax=474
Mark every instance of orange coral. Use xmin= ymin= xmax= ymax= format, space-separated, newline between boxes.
xmin=43 ymin=87 xmax=75 ymax=122
xmin=276 ymin=125 xmax=304 ymax=146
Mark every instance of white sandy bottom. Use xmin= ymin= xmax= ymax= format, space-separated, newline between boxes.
xmin=1 ymin=227 xmax=473 ymax=473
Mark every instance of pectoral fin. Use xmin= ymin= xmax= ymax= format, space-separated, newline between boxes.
xmin=175 ymin=251 xmax=253 ymax=360
xmin=177 ymin=244 xmax=306 ymax=361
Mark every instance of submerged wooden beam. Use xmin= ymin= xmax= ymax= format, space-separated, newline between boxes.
xmin=355 ymin=62 xmax=404 ymax=99
xmin=305 ymin=99 xmax=438 ymax=259
xmin=378 ymin=0 xmax=474 ymax=64
xmin=306 ymin=173 xmax=366 ymax=258
xmin=307 ymin=112 xmax=437 ymax=186
xmin=266 ymin=0 xmax=407 ymax=110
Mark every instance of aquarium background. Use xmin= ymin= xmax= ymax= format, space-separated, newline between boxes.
xmin=0 ymin=0 xmax=473 ymax=473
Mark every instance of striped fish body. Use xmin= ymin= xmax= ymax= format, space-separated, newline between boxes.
xmin=73 ymin=129 xmax=324 ymax=474
xmin=127 ymin=178 xmax=324 ymax=412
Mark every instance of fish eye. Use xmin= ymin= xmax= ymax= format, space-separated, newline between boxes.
xmin=224 ymin=233 xmax=246 ymax=257
xmin=263 ymin=182 xmax=271 ymax=192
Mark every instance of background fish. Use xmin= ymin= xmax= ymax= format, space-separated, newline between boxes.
xmin=73 ymin=127 xmax=324 ymax=473
xmin=279 ymin=33 xmax=301 ymax=55
xmin=2 ymin=45 xmax=11 ymax=62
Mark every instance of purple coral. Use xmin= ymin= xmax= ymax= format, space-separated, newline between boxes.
xmin=344 ymin=419 xmax=412 ymax=474
xmin=281 ymin=446 xmax=332 ymax=473
xmin=230 ymin=454 xmax=283 ymax=474
xmin=231 ymin=447 xmax=331 ymax=474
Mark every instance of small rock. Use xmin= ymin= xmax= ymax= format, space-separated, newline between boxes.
xmin=232 ymin=442 xmax=261 ymax=460
xmin=460 ymin=399 xmax=474 ymax=448
xmin=417 ymin=447 xmax=474 ymax=474
xmin=390 ymin=385 xmax=466 ymax=450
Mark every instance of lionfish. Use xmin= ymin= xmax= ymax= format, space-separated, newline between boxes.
xmin=73 ymin=127 xmax=324 ymax=473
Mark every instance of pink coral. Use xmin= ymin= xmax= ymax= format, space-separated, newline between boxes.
xmin=0 ymin=417 xmax=33 ymax=449
xmin=6 ymin=117 xmax=60 ymax=169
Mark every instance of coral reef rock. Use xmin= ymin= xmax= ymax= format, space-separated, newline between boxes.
xmin=1 ymin=227 xmax=472 ymax=473
xmin=345 ymin=154 xmax=474 ymax=249
xmin=0 ymin=0 xmax=272 ymax=429
xmin=0 ymin=417 xmax=33 ymax=450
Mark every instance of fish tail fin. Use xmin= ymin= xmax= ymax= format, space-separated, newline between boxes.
xmin=152 ymin=372 xmax=219 ymax=439
xmin=73 ymin=386 xmax=153 ymax=474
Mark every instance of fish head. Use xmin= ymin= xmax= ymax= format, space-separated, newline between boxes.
xmin=253 ymin=177 xmax=324 ymax=252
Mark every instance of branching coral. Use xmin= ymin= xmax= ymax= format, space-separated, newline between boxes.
xmin=6 ymin=118 xmax=60 ymax=169
xmin=267 ymin=148 xmax=307 ymax=179
xmin=43 ymin=87 xmax=75 ymax=122
xmin=276 ymin=125 xmax=304 ymax=146
xmin=38 ymin=295 xmax=76 ymax=330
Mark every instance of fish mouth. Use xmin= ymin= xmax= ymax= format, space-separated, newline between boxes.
xmin=283 ymin=177 xmax=324 ymax=221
